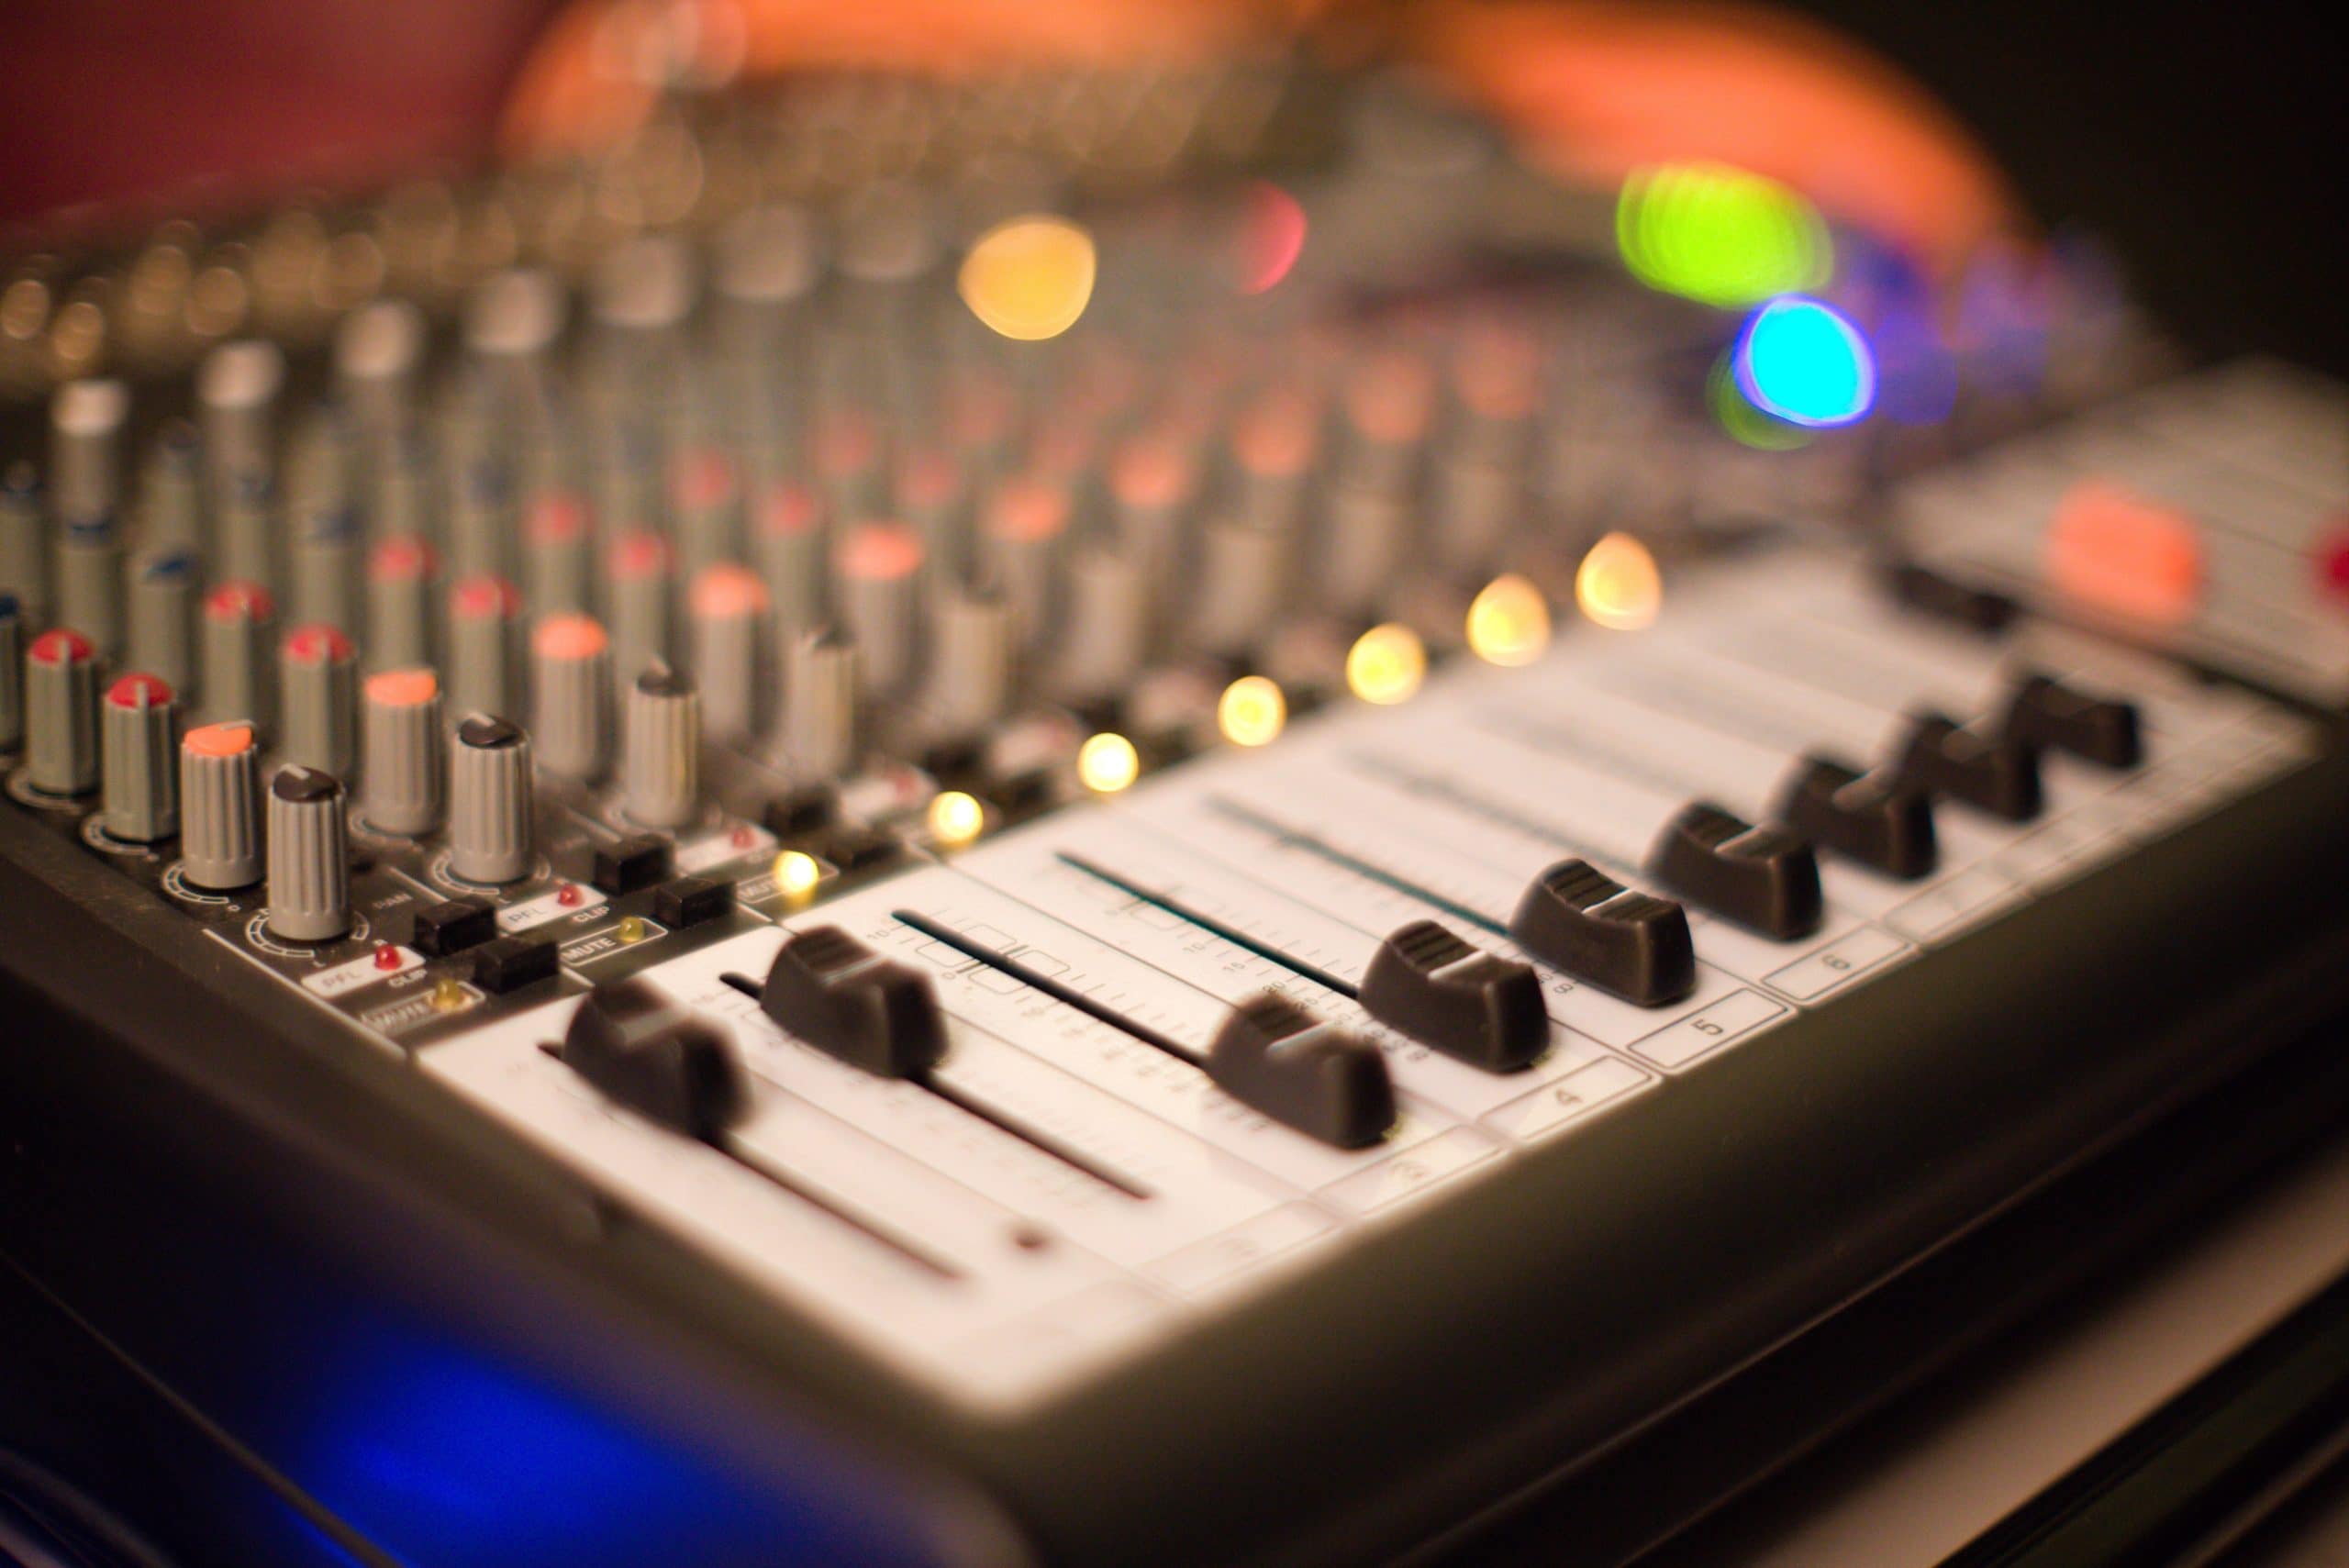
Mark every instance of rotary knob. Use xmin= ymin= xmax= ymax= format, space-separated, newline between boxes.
xmin=449 ymin=714 xmax=533 ymax=884
xmin=623 ymin=664 xmax=700 ymax=829
xmin=266 ymin=764 xmax=351 ymax=942
xmin=280 ymin=624 xmax=357 ymax=777
xmin=531 ymin=613 xmax=612 ymax=783
xmin=361 ymin=667 xmax=444 ymax=836
xmin=180 ymin=722 xmax=262 ymax=889
xmin=201 ymin=581 xmax=274 ymax=733
xmin=780 ymin=626 xmax=862 ymax=781
xmin=100 ymin=673 xmax=179 ymax=843
xmin=25 ymin=628 xmax=99 ymax=797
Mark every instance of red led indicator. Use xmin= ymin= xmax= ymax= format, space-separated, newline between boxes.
xmin=373 ymin=944 xmax=403 ymax=972
xmin=555 ymin=884 xmax=584 ymax=907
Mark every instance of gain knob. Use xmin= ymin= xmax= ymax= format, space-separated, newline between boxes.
xmin=280 ymin=624 xmax=357 ymax=777
xmin=530 ymin=613 xmax=612 ymax=784
xmin=361 ymin=667 xmax=444 ymax=836
xmin=266 ymin=765 xmax=351 ymax=942
xmin=180 ymin=722 xmax=262 ymax=889
xmin=623 ymin=664 xmax=700 ymax=829
xmin=25 ymin=628 xmax=99 ymax=797
xmin=449 ymin=714 xmax=533 ymax=884
xmin=100 ymin=673 xmax=179 ymax=843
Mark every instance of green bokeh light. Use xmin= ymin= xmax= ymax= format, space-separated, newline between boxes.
xmin=1617 ymin=164 xmax=1832 ymax=308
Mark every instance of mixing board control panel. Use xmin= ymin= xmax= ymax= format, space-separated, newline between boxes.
xmin=3 ymin=70 xmax=2346 ymax=1565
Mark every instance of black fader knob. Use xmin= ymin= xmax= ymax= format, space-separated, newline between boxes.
xmin=761 ymin=926 xmax=948 ymax=1079
xmin=1508 ymin=860 xmax=1696 ymax=1006
xmin=1896 ymin=711 xmax=2043 ymax=821
xmin=1651 ymin=803 xmax=1824 ymax=940
xmin=1777 ymin=755 xmax=1937 ymax=880
xmin=562 ymin=978 xmax=748 ymax=1143
xmin=1207 ymin=993 xmax=1396 ymax=1150
xmin=1999 ymin=673 xmax=2142 ymax=768
xmin=1359 ymin=921 xmax=1548 ymax=1072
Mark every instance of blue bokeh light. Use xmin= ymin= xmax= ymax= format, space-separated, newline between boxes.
xmin=1732 ymin=295 xmax=1877 ymax=428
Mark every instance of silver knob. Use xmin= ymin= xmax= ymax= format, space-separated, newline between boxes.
xmin=605 ymin=531 xmax=674 ymax=690
xmin=623 ymin=664 xmax=700 ymax=829
xmin=923 ymin=579 xmax=1014 ymax=741
xmin=180 ymin=721 xmax=262 ymax=888
xmin=446 ymin=574 xmax=518 ymax=724
xmin=279 ymin=624 xmax=357 ymax=777
xmin=25 ymin=627 xmax=98 ymax=796
xmin=833 ymin=521 xmax=924 ymax=697
xmin=266 ymin=764 xmax=351 ymax=942
xmin=0 ymin=464 xmax=45 ymax=628
xmin=1192 ymin=518 xmax=1289 ymax=663
xmin=780 ymin=627 xmax=860 ymax=781
xmin=1055 ymin=541 xmax=1150 ymax=706
xmin=101 ymin=673 xmax=179 ymax=843
xmin=530 ymin=613 xmax=612 ymax=784
xmin=50 ymin=377 xmax=129 ymax=524
xmin=128 ymin=547 xmax=199 ymax=695
xmin=686 ymin=562 xmax=770 ymax=746
xmin=753 ymin=484 xmax=828 ymax=640
xmin=979 ymin=477 xmax=1070 ymax=653
xmin=53 ymin=512 xmax=124 ymax=657
xmin=200 ymin=581 xmax=274 ymax=734
xmin=365 ymin=535 xmax=439 ymax=673
xmin=360 ymin=666 xmax=443 ymax=836
xmin=289 ymin=506 xmax=360 ymax=639
xmin=449 ymin=713 xmax=533 ymax=884
xmin=195 ymin=341 xmax=283 ymax=498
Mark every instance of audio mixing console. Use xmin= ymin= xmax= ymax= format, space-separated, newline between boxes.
xmin=2 ymin=67 xmax=2347 ymax=1568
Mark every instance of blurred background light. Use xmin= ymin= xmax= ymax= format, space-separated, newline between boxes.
xmin=1236 ymin=181 xmax=1308 ymax=295
xmin=1218 ymin=675 xmax=1286 ymax=747
xmin=1733 ymin=295 xmax=1876 ymax=428
xmin=1616 ymin=163 xmax=1831 ymax=307
xmin=958 ymin=215 xmax=1097 ymax=340
xmin=1706 ymin=350 xmax=1812 ymax=449
xmin=1466 ymin=574 xmax=1551 ymax=666
xmin=1575 ymin=533 xmax=1663 ymax=630
xmin=1344 ymin=623 xmax=1426 ymax=705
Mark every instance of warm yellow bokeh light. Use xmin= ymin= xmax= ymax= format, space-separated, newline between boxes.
xmin=774 ymin=849 xmax=822 ymax=903
xmin=1218 ymin=675 xmax=1286 ymax=748
xmin=1466 ymin=573 xmax=1552 ymax=666
xmin=928 ymin=790 xmax=986 ymax=850
xmin=1575 ymin=532 xmax=1663 ymax=630
xmin=957 ymin=216 xmax=1097 ymax=341
xmin=1078 ymin=732 xmax=1141 ymax=795
xmin=1345 ymin=623 xmax=1426 ymax=706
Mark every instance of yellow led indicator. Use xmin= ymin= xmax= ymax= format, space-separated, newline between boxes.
xmin=927 ymin=790 xmax=985 ymax=850
xmin=957 ymin=216 xmax=1097 ymax=341
xmin=1466 ymin=573 xmax=1551 ymax=666
xmin=1345 ymin=623 xmax=1426 ymax=706
xmin=1077 ymin=732 xmax=1140 ymax=795
xmin=430 ymin=977 xmax=469 ymax=1013
xmin=1575 ymin=533 xmax=1663 ymax=631
xmin=774 ymin=849 xmax=822 ymax=904
xmin=617 ymin=915 xmax=648 ymax=944
xmin=1218 ymin=675 xmax=1286 ymax=748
